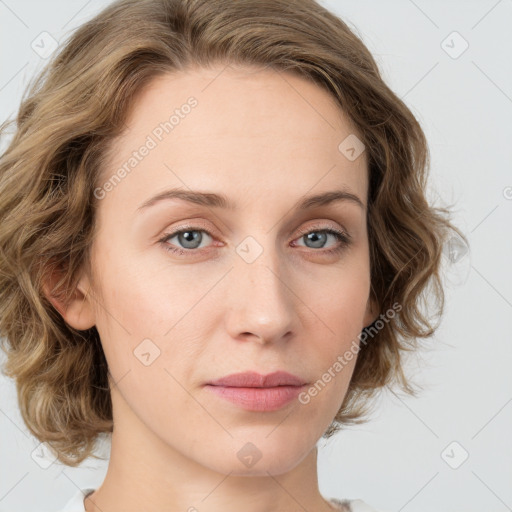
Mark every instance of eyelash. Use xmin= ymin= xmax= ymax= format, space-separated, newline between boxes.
xmin=294 ymin=226 xmax=351 ymax=254
xmin=158 ymin=224 xmax=351 ymax=257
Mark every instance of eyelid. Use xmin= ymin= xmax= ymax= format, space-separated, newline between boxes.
xmin=295 ymin=220 xmax=346 ymax=234
xmin=159 ymin=220 xmax=347 ymax=243
xmin=157 ymin=220 xmax=216 ymax=239
xmin=294 ymin=219 xmax=350 ymax=238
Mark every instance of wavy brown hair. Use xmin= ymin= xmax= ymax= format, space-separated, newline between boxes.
xmin=0 ymin=0 xmax=467 ymax=466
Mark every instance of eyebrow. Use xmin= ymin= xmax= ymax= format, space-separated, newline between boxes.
xmin=136 ymin=187 xmax=365 ymax=213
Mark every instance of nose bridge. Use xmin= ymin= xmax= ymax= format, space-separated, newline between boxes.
xmin=225 ymin=234 xmax=296 ymax=342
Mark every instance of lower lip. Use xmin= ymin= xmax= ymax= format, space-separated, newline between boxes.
xmin=204 ymin=384 xmax=306 ymax=412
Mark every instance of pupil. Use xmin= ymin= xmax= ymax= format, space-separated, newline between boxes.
xmin=306 ymin=231 xmax=326 ymax=248
xmin=181 ymin=230 xmax=201 ymax=248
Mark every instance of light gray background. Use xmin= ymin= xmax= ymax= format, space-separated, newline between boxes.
xmin=0 ymin=1 xmax=511 ymax=511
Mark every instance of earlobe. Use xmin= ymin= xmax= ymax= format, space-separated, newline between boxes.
xmin=42 ymin=263 xmax=96 ymax=331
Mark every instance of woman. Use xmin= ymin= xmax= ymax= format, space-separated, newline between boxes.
xmin=0 ymin=1 xmax=466 ymax=511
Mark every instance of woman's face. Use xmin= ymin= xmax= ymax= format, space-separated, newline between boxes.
xmin=80 ymin=64 xmax=375 ymax=476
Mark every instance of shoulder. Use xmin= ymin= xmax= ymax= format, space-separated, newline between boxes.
xmin=59 ymin=488 xmax=96 ymax=512
xmin=330 ymin=497 xmax=388 ymax=512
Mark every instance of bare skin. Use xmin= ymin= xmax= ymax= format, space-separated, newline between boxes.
xmin=48 ymin=63 xmax=377 ymax=512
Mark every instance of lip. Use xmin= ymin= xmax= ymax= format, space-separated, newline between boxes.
xmin=207 ymin=370 xmax=307 ymax=388
xmin=204 ymin=371 xmax=308 ymax=412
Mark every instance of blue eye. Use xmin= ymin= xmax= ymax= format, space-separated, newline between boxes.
xmin=158 ymin=225 xmax=351 ymax=257
xmin=293 ymin=227 xmax=351 ymax=254
xmin=159 ymin=227 xmax=214 ymax=255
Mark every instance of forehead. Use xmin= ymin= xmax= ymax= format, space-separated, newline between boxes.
xmin=99 ymin=64 xmax=368 ymax=211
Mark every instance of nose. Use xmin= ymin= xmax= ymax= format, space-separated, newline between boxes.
xmin=224 ymin=247 xmax=296 ymax=345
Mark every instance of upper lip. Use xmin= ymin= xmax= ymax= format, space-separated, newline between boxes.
xmin=206 ymin=371 xmax=307 ymax=388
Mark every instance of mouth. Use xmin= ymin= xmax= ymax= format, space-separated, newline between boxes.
xmin=204 ymin=370 xmax=308 ymax=412
xmin=206 ymin=370 xmax=307 ymax=388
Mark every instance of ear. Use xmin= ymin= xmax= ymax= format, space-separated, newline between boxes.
xmin=42 ymin=261 xmax=96 ymax=331
xmin=363 ymin=294 xmax=380 ymax=329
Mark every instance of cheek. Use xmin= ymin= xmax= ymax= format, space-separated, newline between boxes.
xmin=302 ymin=267 xmax=369 ymax=392
xmin=93 ymin=244 xmax=185 ymax=334
xmin=301 ymin=260 xmax=370 ymax=333
xmin=92 ymin=254 xmax=208 ymax=384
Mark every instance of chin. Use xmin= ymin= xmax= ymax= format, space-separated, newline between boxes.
xmin=191 ymin=429 xmax=316 ymax=476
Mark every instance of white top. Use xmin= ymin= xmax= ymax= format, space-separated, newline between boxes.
xmin=61 ymin=488 xmax=95 ymax=512
xmin=61 ymin=489 xmax=385 ymax=512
